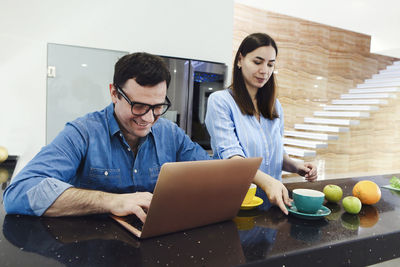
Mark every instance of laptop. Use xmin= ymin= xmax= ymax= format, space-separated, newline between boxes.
xmin=111 ymin=157 xmax=262 ymax=239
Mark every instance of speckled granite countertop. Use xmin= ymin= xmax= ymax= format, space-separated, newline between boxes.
xmin=1 ymin=158 xmax=399 ymax=266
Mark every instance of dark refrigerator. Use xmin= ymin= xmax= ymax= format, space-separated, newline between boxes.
xmin=161 ymin=56 xmax=227 ymax=151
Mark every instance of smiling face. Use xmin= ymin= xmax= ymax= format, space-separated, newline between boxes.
xmin=110 ymin=78 xmax=167 ymax=146
xmin=237 ymin=45 xmax=276 ymax=94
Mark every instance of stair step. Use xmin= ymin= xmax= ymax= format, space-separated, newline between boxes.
xmin=379 ymin=67 xmax=400 ymax=72
xmin=332 ymin=99 xmax=388 ymax=105
xmin=283 ymin=137 xmax=328 ymax=149
xmin=290 ymin=157 xmax=304 ymax=162
xmin=340 ymin=93 xmax=396 ymax=99
xmin=348 ymin=87 xmax=400 ymax=94
xmin=373 ymin=72 xmax=400 ymax=79
xmin=365 ymin=77 xmax=400 ymax=83
xmin=379 ymin=68 xmax=400 ymax=75
xmin=386 ymin=64 xmax=400 ymax=71
xmin=304 ymin=117 xmax=359 ymax=126
xmin=324 ymin=105 xmax=379 ymax=111
xmin=284 ymin=130 xmax=339 ymax=140
xmin=284 ymin=146 xmax=316 ymax=157
xmin=314 ymin=111 xmax=370 ymax=118
xmin=294 ymin=124 xmax=349 ymax=133
xmin=357 ymin=82 xmax=400 ymax=88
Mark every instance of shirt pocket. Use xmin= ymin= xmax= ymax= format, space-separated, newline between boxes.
xmin=135 ymin=165 xmax=161 ymax=192
xmin=80 ymin=167 xmax=122 ymax=192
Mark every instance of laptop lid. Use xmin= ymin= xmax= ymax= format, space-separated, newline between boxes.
xmin=112 ymin=157 xmax=262 ymax=238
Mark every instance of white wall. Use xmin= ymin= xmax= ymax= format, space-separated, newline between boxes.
xmin=235 ymin=0 xmax=400 ymax=58
xmin=0 ymin=0 xmax=234 ymax=156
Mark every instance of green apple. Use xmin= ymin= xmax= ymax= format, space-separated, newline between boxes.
xmin=0 ymin=146 xmax=8 ymax=163
xmin=342 ymin=196 xmax=362 ymax=214
xmin=323 ymin=184 xmax=343 ymax=203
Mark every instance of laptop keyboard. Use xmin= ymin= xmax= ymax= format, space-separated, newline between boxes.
xmin=123 ymin=215 xmax=144 ymax=231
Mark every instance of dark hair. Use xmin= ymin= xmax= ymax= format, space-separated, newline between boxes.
xmin=113 ymin=52 xmax=171 ymax=89
xmin=231 ymin=33 xmax=279 ymax=120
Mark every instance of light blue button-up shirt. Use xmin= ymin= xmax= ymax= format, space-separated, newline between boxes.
xmin=4 ymin=103 xmax=210 ymax=216
xmin=205 ymin=89 xmax=285 ymax=203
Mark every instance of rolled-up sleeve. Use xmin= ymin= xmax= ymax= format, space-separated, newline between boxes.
xmin=26 ymin=178 xmax=72 ymax=216
xmin=205 ymin=92 xmax=245 ymax=159
xmin=3 ymin=123 xmax=87 ymax=216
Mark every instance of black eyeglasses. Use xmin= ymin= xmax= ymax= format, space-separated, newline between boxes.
xmin=116 ymin=85 xmax=171 ymax=117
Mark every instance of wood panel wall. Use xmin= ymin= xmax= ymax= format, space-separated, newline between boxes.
xmin=234 ymin=3 xmax=400 ymax=178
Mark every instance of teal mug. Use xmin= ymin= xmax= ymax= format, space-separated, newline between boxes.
xmin=292 ymin=189 xmax=325 ymax=214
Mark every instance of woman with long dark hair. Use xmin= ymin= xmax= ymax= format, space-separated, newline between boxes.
xmin=205 ymin=33 xmax=317 ymax=214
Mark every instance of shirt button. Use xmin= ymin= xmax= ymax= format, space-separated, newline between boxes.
xmin=104 ymin=171 xmax=109 ymax=176
xmin=127 ymin=147 xmax=131 ymax=151
xmin=134 ymin=169 xmax=138 ymax=173
xmin=119 ymin=133 xmax=123 ymax=137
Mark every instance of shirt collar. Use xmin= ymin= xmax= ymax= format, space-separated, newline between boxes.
xmin=106 ymin=103 xmax=121 ymax=137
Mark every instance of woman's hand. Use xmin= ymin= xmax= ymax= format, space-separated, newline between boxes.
xmin=283 ymin=154 xmax=318 ymax=182
xmin=253 ymin=170 xmax=292 ymax=215
xmin=297 ymin=162 xmax=318 ymax=182
xmin=230 ymin=155 xmax=292 ymax=214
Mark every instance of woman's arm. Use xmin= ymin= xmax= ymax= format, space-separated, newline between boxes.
xmin=231 ymin=156 xmax=291 ymax=214
xmin=205 ymin=92 xmax=246 ymax=159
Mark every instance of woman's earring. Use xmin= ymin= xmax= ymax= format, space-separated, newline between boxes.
xmin=238 ymin=65 xmax=241 ymax=70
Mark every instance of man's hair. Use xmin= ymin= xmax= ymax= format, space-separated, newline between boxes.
xmin=113 ymin=52 xmax=171 ymax=89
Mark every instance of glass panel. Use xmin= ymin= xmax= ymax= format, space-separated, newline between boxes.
xmin=46 ymin=44 xmax=128 ymax=144
xmin=190 ymin=67 xmax=226 ymax=150
xmin=161 ymin=57 xmax=190 ymax=129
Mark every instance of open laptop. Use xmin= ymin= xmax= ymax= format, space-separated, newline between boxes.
xmin=111 ymin=157 xmax=262 ymax=239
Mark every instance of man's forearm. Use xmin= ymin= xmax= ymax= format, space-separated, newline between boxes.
xmin=44 ymin=187 xmax=115 ymax=216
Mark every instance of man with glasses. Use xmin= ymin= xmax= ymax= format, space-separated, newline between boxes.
xmin=4 ymin=53 xmax=211 ymax=222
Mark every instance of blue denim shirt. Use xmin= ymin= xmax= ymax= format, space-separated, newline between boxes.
xmin=4 ymin=103 xmax=211 ymax=216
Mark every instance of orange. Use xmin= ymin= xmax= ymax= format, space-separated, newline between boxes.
xmin=352 ymin=180 xmax=381 ymax=205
